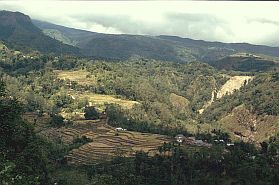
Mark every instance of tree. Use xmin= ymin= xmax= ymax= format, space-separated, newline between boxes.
xmin=51 ymin=114 xmax=65 ymax=127
xmin=84 ymin=106 xmax=99 ymax=120
xmin=0 ymin=81 xmax=49 ymax=184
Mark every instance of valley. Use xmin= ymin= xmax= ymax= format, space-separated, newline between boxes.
xmin=0 ymin=9 xmax=278 ymax=185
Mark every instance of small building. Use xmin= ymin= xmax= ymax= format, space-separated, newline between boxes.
xmin=214 ymin=139 xmax=225 ymax=143
xmin=175 ymin=134 xmax=186 ymax=143
xmin=194 ymin=140 xmax=204 ymax=145
xmin=115 ymin=127 xmax=126 ymax=132
xmin=194 ymin=140 xmax=212 ymax=147
xmin=226 ymin=143 xmax=234 ymax=146
xmin=184 ymin=137 xmax=196 ymax=144
xmin=115 ymin=127 xmax=123 ymax=131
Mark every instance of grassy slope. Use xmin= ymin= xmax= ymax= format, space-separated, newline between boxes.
xmin=202 ymin=73 xmax=279 ymax=142
xmin=219 ymin=105 xmax=279 ymax=142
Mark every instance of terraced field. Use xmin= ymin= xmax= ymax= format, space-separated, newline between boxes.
xmin=54 ymin=70 xmax=95 ymax=85
xmin=22 ymin=112 xmax=51 ymax=132
xmin=40 ymin=119 xmax=171 ymax=165
xmin=70 ymin=92 xmax=140 ymax=109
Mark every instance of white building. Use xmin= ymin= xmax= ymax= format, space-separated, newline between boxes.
xmin=115 ymin=127 xmax=126 ymax=132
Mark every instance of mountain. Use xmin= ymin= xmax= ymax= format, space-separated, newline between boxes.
xmin=33 ymin=20 xmax=198 ymax=62
xmin=0 ymin=11 xmax=80 ymax=55
xmin=33 ymin=20 xmax=236 ymax=62
xmin=32 ymin=19 xmax=100 ymax=46
xmin=1 ymin=11 xmax=279 ymax=71
xmin=33 ymin=19 xmax=279 ymax=66
xmin=77 ymin=34 xmax=199 ymax=62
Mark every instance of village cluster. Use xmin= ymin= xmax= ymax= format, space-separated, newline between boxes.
xmin=175 ymin=134 xmax=235 ymax=147
xmin=114 ymin=128 xmax=235 ymax=148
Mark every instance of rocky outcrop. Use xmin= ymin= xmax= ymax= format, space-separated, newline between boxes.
xmin=199 ymin=75 xmax=253 ymax=114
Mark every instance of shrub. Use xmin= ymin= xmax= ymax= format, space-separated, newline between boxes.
xmin=84 ymin=106 xmax=99 ymax=120
xmin=51 ymin=114 xmax=64 ymax=127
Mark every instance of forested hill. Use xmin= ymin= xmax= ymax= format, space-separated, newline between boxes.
xmin=33 ymin=17 xmax=279 ymax=64
xmin=158 ymin=35 xmax=279 ymax=58
xmin=0 ymin=11 xmax=80 ymax=55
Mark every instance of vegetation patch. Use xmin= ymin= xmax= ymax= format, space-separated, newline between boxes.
xmin=55 ymin=70 xmax=95 ymax=85
xmin=70 ymin=92 xmax=140 ymax=110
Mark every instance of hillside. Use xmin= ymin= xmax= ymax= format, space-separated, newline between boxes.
xmin=216 ymin=76 xmax=253 ymax=99
xmin=219 ymin=105 xmax=279 ymax=142
xmin=32 ymin=19 xmax=100 ymax=47
xmin=34 ymin=20 xmax=233 ymax=62
xmin=198 ymin=75 xmax=253 ymax=114
xmin=40 ymin=118 xmax=171 ymax=165
xmin=159 ymin=35 xmax=279 ymax=59
xmin=207 ymin=53 xmax=279 ymax=72
xmin=1 ymin=39 xmax=278 ymax=143
xmin=33 ymin=20 xmax=198 ymax=62
xmin=0 ymin=11 xmax=80 ymax=55
xmin=34 ymin=18 xmax=279 ymax=65
xmin=78 ymin=34 xmax=197 ymax=62
xmin=202 ymin=73 xmax=279 ymax=141
xmin=1 ymin=41 xmax=278 ymax=184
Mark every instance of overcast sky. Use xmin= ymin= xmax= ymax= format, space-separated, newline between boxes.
xmin=1 ymin=1 xmax=279 ymax=46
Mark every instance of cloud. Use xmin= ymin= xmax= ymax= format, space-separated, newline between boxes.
xmin=69 ymin=12 xmax=234 ymax=44
xmin=0 ymin=1 xmax=279 ymax=46
xmin=162 ymin=13 xmax=233 ymax=41
xmin=248 ymin=18 xmax=279 ymax=27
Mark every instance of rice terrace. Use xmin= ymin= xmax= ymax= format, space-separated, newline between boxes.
xmin=39 ymin=116 xmax=172 ymax=166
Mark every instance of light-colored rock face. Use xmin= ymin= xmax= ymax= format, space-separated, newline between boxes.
xmin=216 ymin=76 xmax=253 ymax=99
xmin=198 ymin=75 xmax=253 ymax=114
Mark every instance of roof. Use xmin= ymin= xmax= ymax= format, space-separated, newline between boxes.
xmin=175 ymin=134 xmax=185 ymax=138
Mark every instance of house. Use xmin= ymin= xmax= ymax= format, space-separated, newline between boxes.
xmin=184 ymin=136 xmax=196 ymax=144
xmin=115 ymin=127 xmax=123 ymax=131
xmin=226 ymin=143 xmax=234 ymax=146
xmin=175 ymin=135 xmax=212 ymax=147
xmin=214 ymin=139 xmax=225 ymax=143
xmin=115 ymin=127 xmax=126 ymax=132
xmin=175 ymin=134 xmax=186 ymax=143
xmin=194 ymin=140 xmax=204 ymax=145
xmin=194 ymin=140 xmax=212 ymax=147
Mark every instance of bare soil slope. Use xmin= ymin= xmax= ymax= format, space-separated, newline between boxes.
xmin=199 ymin=75 xmax=253 ymax=114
